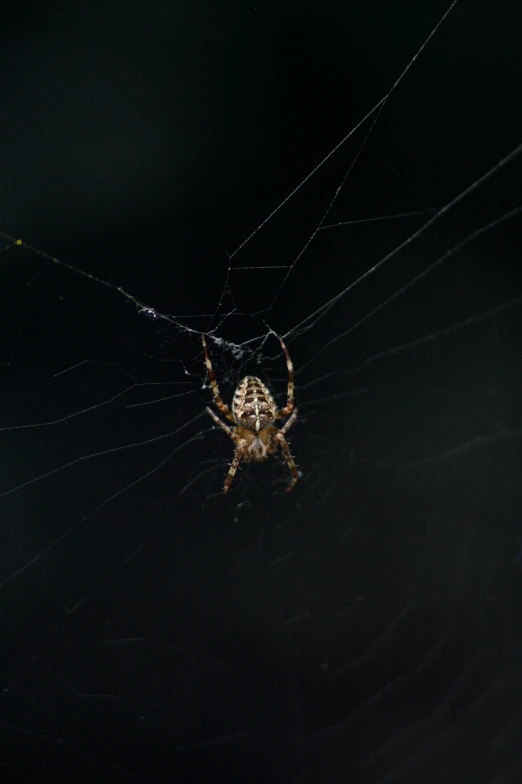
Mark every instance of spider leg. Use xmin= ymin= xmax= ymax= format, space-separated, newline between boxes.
xmin=223 ymin=439 xmax=248 ymax=493
xmin=274 ymin=431 xmax=300 ymax=492
xmin=206 ymin=407 xmax=235 ymax=439
xmin=202 ymin=335 xmax=234 ymax=422
xmin=206 ymin=406 xmax=245 ymax=493
xmin=275 ymin=337 xmax=295 ymax=418
xmin=279 ymin=407 xmax=298 ymax=436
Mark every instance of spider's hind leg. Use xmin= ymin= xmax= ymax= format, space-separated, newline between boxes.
xmin=274 ymin=430 xmax=300 ymax=493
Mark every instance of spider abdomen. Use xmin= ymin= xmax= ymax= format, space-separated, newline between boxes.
xmin=232 ymin=376 xmax=276 ymax=432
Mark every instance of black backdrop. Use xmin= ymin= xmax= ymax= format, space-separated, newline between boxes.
xmin=0 ymin=2 xmax=521 ymax=782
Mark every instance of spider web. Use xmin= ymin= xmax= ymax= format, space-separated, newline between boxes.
xmin=0 ymin=1 xmax=521 ymax=782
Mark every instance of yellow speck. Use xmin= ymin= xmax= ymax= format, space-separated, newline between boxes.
xmin=14 ymin=238 xmax=22 ymax=245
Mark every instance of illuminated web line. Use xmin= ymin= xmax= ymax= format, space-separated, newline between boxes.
xmin=284 ymin=145 xmax=522 ymax=343
xmin=233 ymin=265 xmax=291 ymax=270
xmin=299 ymin=292 xmax=522 ymax=393
xmin=0 ymin=232 xmax=209 ymax=341
xmin=0 ymin=379 xmax=193 ymax=432
xmin=294 ymin=198 xmax=522 ymax=373
xmin=227 ymin=0 xmax=459 ymax=263
xmin=320 ymin=207 xmax=438 ymax=230
xmin=0 ymin=418 xmax=209 ymax=589
xmin=0 ymin=411 xmax=207 ymax=588
xmin=218 ymin=99 xmax=389 ymax=325
xmin=0 ymin=408 xmax=207 ymax=500
xmin=261 ymin=93 xmax=389 ymax=312
xmin=0 ymin=237 xmax=163 ymax=317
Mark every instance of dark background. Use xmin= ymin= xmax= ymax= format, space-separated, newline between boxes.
xmin=0 ymin=1 xmax=521 ymax=782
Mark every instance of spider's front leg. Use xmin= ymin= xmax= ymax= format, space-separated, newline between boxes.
xmin=224 ymin=439 xmax=248 ymax=493
xmin=202 ymin=335 xmax=234 ymax=422
xmin=205 ymin=406 xmax=245 ymax=493
xmin=206 ymin=406 xmax=234 ymax=438
xmin=276 ymin=337 xmax=295 ymax=419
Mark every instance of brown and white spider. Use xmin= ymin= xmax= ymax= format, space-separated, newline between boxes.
xmin=202 ymin=334 xmax=299 ymax=493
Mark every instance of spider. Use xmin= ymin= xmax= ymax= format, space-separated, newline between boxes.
xmin=202 ymin=334 xmax=299 ymax=493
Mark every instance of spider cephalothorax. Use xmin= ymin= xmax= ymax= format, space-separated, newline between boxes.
xmin=202 ymin=335 xmax=299 ymax=493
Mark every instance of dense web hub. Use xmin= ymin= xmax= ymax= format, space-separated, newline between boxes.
xmin=0 ymin=2 xmax=521 ymax=782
